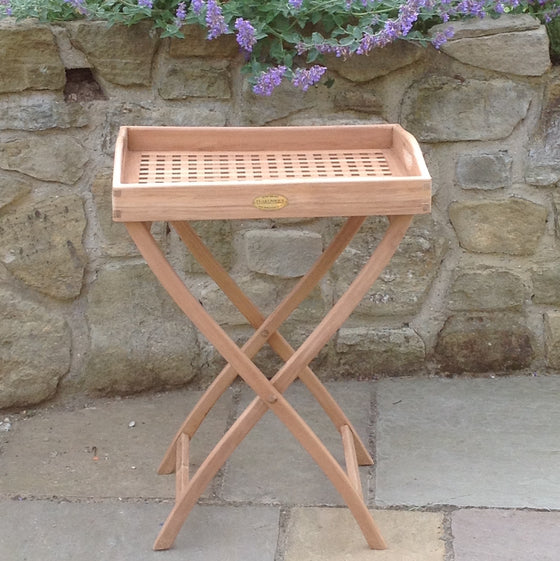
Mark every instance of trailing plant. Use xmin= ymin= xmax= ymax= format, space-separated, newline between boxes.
xmin=2 ymin=0 xmax=560 ymax=94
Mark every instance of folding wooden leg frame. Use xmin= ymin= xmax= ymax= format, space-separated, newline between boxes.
xmin=124 ymin=213 xmax=413 ymax=551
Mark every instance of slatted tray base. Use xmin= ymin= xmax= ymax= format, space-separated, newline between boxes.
xmin=137 ymin=149 xmax=393 ymax=184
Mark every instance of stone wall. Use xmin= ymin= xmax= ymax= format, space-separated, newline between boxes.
xmin=1 ymin=15 xmax=559 ymax=409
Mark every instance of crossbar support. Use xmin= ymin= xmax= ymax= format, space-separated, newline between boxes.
xmin=341 ymin=425 xmax=362 ymax=495
xmin=175 ymin=434 xmax=190 ymax=500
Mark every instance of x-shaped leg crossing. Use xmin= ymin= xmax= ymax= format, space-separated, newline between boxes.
xmin=125 ymin=214 xmax=413 ymax=551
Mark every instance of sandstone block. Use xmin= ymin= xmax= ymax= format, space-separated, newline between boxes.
xmin=245 ymin=229 xmax=323 ymax=278
xmin=433 ymin=14 xmax=541 ymax=40
xmin=0 ymin=135 xmax=88 ymax=184
xmin=0 ymin=20 xmax=65 ymax=93
xmin=0 ymin=286 xmax=71 ymax=408
xmin=284 ymin=508 xmax=445 ymax=561
xmin=84 ymin=263 xmax=199 ymax=395
xmin=326 ymin=41 xmax=423 ymax=82
xmin=67 ymin=21 xmax=158 ymax=86
xmin=0 ymin=174 xmax=31 ymax=210
xmin=526 ymin=95 xmax=560 ymax=187
xmin=169 ymin=24 xmax=238 ymax=57
xmin=449 ymin=270 xmax=526 ymax=311
xmin=402 ymin=76 xmax=532 ymax=142
xmin=0 ymin=194 xmax=87 ymax=299
xmin=0 ymin=264 xmax=8 ymax=284
xmin=554 ymin=193 xmax=560 ymax=238
xmin=526 ymin=136 xmax=560 ymax=186
xmin=436 ymin=18 xmax=550 ymax=76
xmin=333 ymin=216 xmax=448 ymax=317
xmin=526 ymin=74 xmax=560 ymax=186
xmin=172 ymin=221 xmax=233 ymax=274
xmin=532 ymin=266 xmax=560 ymax=305
xmin=544 ymin=311 xmax=560 ymax=369
xmin=449 ymin=198 xmax=547 ymax=255
xmin=336 ymin=326 xmax=425 ymax=376
xmin=435 ymin=313 xmax=534 ymax=373
xmin=51 ymin=24 xmax=91 ymax=69
xmin=525 ymin=157 xmax=560 ymax=187
xmin=334 ymin=87 xmax=383 ymax=114
xmin=240 ymin=79 xmax=319 ymax=125
xmin=456 ymin=151 xmax=512 ymax=190
xmin=91 ymin=172 xmax=141 ymax=257
xmin=0 ymin=93 xmax=88 ymax=131
xmin=158 ymin=59 xmax=231 ymax=100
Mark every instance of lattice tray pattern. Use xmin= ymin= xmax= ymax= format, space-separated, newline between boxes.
xmin=137 ymin=149 xmax=393 ymax=184
xmin=113 ymin=125 xmax=431 ymax=221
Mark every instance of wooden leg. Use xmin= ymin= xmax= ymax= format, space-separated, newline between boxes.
xmin=126 ymin=216 xmax=412 ymax=552
xmin=161 ymin=218 xmax=371 ymax=468
xmin=265 ymin=215 xmax=413 ymax=387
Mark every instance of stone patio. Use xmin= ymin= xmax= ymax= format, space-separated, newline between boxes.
xmin=1 ymin=375 xmax=559 ymax=560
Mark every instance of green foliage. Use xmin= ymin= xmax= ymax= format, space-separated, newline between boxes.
xmin=3 ymin=0 xmax=79 ymax=20
xmin=2 ymin=0 xmax=560 ymax=94
xmin=547 ymin=17 xmax=560 ymax=63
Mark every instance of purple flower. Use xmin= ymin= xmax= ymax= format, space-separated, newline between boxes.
xmin=375 ymin=19 xmax=400 ymax=46
xmin=289 ymin=0 xmax=304 ymax=9
xmin=291 ymin=65 xmax=327 ymax=91
xmin=138 ymin=0 xmax=153 ymax=8
xmin=315 ymin=42 xmax=351 ymax=58
xmin=398 ymin=2 xmax=420 ymax=36
xmin=174 ymin=1 xmax=187 ymax=26
xmin=63 ymin=0 xmax=88 ymax=15
xmin=0 ymin=0 xmax=11 ymax=14
xmin=206 ymin=0 xmax=228 ymax=40
xmin=431 ymin=26 xmax=454 ymax=49
xmin=456 ymin=0 xmax=486 ymax=18
xmin=234 ymin=18 xmax=257 ymax=52
xmin=253 ymin=66 xmax=287 ymax=96
xmin=191 ymin=0 xmax=204 ymax=15
xmin=356 ymin=32 xmax=376 ymax=55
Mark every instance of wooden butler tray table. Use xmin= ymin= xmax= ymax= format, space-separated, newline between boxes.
xmin=112 ymin=124 xmax=431 ymax=551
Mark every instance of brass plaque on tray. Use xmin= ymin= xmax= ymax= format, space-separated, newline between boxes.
xmin=253 ymin=195 xmax=288 ymax=211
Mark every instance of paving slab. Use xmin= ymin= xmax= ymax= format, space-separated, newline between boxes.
xmin=375 ymin=376 xmax=560 ymax=508
xmin=221 ymin=381 xmax=372 ymax=505
xmin=0 ymin=499 xmax=280 ymax=561
xmin=284 ymin=507 xmax=445 ymax=561
xmin=452 ymin=508 xmax=560 ymax=561
xmin=0 ymin=389 xmax=233 ymax=499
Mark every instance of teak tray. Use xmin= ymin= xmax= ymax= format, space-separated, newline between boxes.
xmin=112 ymin=124 xmax=431 ymax=221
